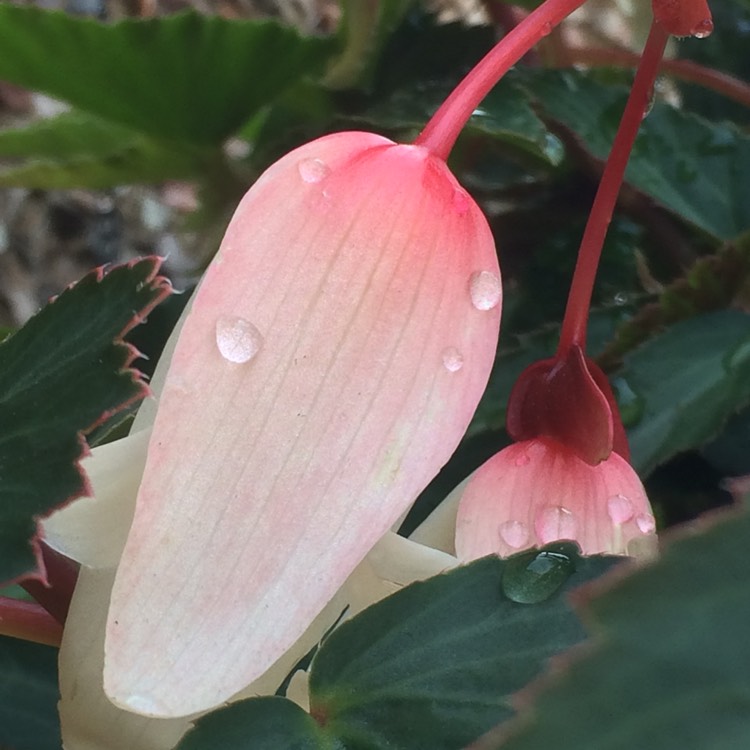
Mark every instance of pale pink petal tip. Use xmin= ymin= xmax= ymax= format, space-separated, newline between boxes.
xmin=104 ymin=131 xmax=501 ymax=717
xmin=455 ymin=438 xmax=656 ymax=561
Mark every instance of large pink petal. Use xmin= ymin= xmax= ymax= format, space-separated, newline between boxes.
xmin=104 ymin=131 xmax=501 ymax=716
xmin=455 ymin=438 xmax=656 ymax=560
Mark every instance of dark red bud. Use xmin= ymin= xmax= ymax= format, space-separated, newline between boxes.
xmin=506 ymin=345 xmax=629 ymax=465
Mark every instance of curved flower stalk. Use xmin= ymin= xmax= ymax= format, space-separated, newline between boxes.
xmin=455 ymin=7 xmax=713 ymax=562
xmin=37 ymin=0 xmax=599 ymax=722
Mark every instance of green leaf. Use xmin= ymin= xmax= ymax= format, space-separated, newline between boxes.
xmin=356 ymin=78 xmax=562 ymax=166
xmin=244 ymin=79 xmax=336 ymax=169
xmin=0 ymin=636 xmax=61 ymax=750
xmin=87 ymin=286 xmax=193 ymax=446
xmin=522 ymin=69 xmax=750 ymax=240
xmin=598 ymin=236 xmax=750 ymax=368
xmin=477 ymin=504 xmax=750 ymax=750
xmin=620 ymin=310 xmax=750 ymax=475
xmin=679 ymin=0 xmax=750 ymax=123
xmin=176 ymin=697 xmax=337 ymax=750
xmin=0 ymin=112 xmax=139 ymax=161
xmin=373 ymin=12 xmax=495 ymax=95
xmin=0 ymin=111 xmax=208 ymax=188
xmin=702 ymin=404 xmax=750 ymax=476
xmin=0 ymin=5 xmax=332 ymax=145
xmin=308 ymin=548 xmax=620 ymax=749
xmin=0 ymin=259 xmax=170 ymax=584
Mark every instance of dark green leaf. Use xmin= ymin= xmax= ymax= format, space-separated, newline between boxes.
xmin=678 ymin=0 xmax=750 ymax=123
xmin=308 ymin=549 xmax=620 ymax=750
xmin=702 ymin=403 xmax=750 ymax=476
xmin=477 ymin=503 xmax=750 ymax=750
xmin=621 ymin=310 xmax=750 ymax=475
xmin=244 ymin=79 xmax=336 ymax=168
xmin=356 ymin=78 xmax=562 ymax=165
xmin=0 ymin=5 xmax=332 ymax=144
xmin=0 ymin=111 xmax=208 ymax=188
xmin=0 ymin=636 xmax=61 ymax=750
xmin=175 ymin=696 xmax=338 ymax=750
xmin=523 ymin=69 xmax=750 ymax=239
xmin=373 ymin=13 xmax=495 ymax=95
xmin=87 ymin=286 xmax=193 ymax=446
xmin=0 ymin=259 xmax=170 ymax=584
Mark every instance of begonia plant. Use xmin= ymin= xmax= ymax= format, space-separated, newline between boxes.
xmin=2 ymin=0 xmax=749 ymax=748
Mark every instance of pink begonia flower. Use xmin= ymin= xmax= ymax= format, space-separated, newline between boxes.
xmin=453 ymin=345 xmax=656 ymax=561
xmin=101 ymin=131 xmax=501 ymax=718
xmin=455 ymin=438 xmax=656 ymax=560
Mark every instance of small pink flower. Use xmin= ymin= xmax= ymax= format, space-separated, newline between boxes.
xmin=455 ymin=437 xmax=655 ymax=560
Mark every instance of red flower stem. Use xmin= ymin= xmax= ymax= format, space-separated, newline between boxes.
xmin=416 ymin=0 xmax=588 ymax=160
xmin=557 ymin=20 xmax=670 ymax=354
xmin=20 ymin=542 xmax=78 ymax=625
xmin=0 ymin=596 xmax=63 ymax=647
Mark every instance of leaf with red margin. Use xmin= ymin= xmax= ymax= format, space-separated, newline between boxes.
xmin=0 ymin=258 xmax=171 ymax=585
xmin=471 ymin=500 xmax=750 ymax=750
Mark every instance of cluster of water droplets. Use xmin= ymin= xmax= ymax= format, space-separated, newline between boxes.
xmin=496 ymin=490 xmax=656 ymax=555
xmin=440 ymin=270 xmax=501 ymax=373
xmin=215 ymin=315 xmax=264 ymax=364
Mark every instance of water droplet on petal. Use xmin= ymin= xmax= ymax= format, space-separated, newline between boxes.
xmin=452 ymin=188 xmax=471 ymax=215
xmin=607 ymin=494 xmax=635 ymax=525
xmin=691 ymin=19 xmax=713 ymax=38
xmin=499 ymin=520 xmax=530 ymax=549
xmin=514 ymin=453 xmax=530 ymax=467
xmin=443 ymin=346 xmax=464 ymax=372
xmin=636 ymin=513 xmax=656 ymax=534
xmin=215 ymin=316 xmax=263 ymax=364
xmin=297 ymin=158 xmax=330 ymax=184
xmin=501 ymin=543 xmax=577 ymax=604
xmin=535 ymin=506 xmax=578 ymax=545
xmin=469 ymin=271 xmax=501 ymax=311
xmin=441 ymin=347 xmax=464 ymax=372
